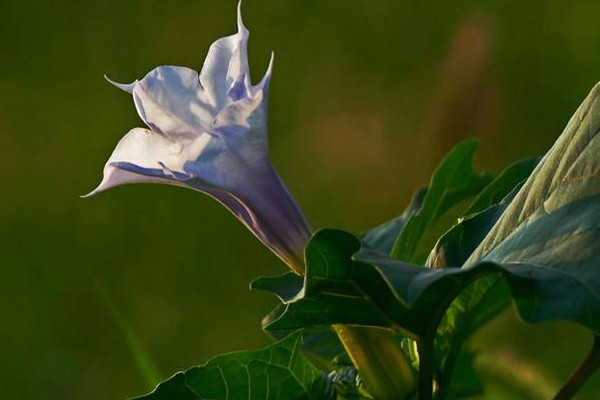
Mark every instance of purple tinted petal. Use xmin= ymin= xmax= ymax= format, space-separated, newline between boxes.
xmin=110 ymin=161 xmax=192 ymax=182
xmin=197 ymin=166 xmax=312 ymax=272
xmin=228 ymin=75 xmax=247 ymax=101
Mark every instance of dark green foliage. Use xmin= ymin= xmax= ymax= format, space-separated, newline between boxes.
xmin=391 ymin=140 xmax=493 ymax=263
xmin=129 ymin=84 xmax=600 ymax=400
xmin=464 ymin=158 xmax=540 ymax=216
xmin=251 ymin=275 xmax=345 ymax=371
xmin=264 ymin=180 xmax=600 ymax=341
xmin=428 ymin=158 xmax=539 ymax=397
xmin=251 ymin=272 xmax=304 ymax=302
xmin=131 ymin=332 xmax=330 ymax=400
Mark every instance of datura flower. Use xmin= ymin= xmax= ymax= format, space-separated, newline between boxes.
xmin=85 ymin=5 xmax=311 ymax=274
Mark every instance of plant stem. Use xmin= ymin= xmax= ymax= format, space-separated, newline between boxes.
xmin=552 ymin=335 xmax=600 ymax=400
xmin=416 ymin=284 xmax=470 ymax=400
xmin=418 ymin=334 xmax=435 ymax=400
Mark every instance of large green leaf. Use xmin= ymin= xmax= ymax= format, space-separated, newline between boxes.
xmin=130 ymin=332 xmax=331 ymax=400
xmin=391 ymin=140 xmax=492 ymax=263
xmin=256 ymin=83 xmax=600 ymax=400
xmin=265 ymin=194 xmax=600 ymax=333
xmin=263 ymin=230 xmax=487 ymax=335
xmin=460 ymin=83 xmax=600 ymax=334
xmin=466 ymin=83 xmax=600 ymax=266
xmin=429 ymin=158 xmax=538 ymax=398
xmin=262 ymin=82 xmax=600 ymax=339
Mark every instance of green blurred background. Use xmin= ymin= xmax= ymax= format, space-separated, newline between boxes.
xmin=1 ymin=0 xmax=600 ymax=398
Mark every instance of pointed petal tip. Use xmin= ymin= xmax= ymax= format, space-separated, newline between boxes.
xmin=80 ymin=183 xmax=106 ymax=198
xmin=104 ymin=74 xmax=137 ymax=94
xmin=257 ymin=52 xmax=275 ymax=89
xmin=81 ymin=178 xmax=111 ymax=198
xmin=268 ymin=51 xmax=275 ymax=71
xmin=81 ymin=163 xmax=128 ymax=199
xmin=236 ymin=0 xmax=249 ymax=35
xmin=80 ymin=190 xmax=97 ymax=199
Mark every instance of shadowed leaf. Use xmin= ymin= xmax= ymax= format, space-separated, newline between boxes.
xmin=429 ymin=158 xmax=538 ymax=398
xmin=261 ymin=81 xmax=600 ymax=350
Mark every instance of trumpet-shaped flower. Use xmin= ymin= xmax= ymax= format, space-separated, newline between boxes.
xmin=86 ymin=5 xmax=312 ymax=273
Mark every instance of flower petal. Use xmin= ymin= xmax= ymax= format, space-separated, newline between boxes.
xmin=250 ymin=51 xmax=274 ymax=97
xmin=199 ymin=2 xmax=250 ymax=108
xmin=133 ymin=66 xmax=215 ymax=139
xmin=104 ymin=75 xmax=137 ymax=94
xmin=86 ymin=4 xmax=312 ymax=272
xmin=180 ymin=92 xmax=270 ymax=187
xmin=82 ymin=166 xmax=169 ymax=198
xmin=200 ymin=170 xmax=312 ymax=271
xmin=84 ymin=127 xmax=213 ymax=195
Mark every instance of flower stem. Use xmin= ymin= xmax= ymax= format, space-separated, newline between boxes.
xmin=417 ymin=334 xmax=435 ymax=400
xmin=552 ymin=335 xmax=600 ymax=400
xmin=415 ymin=283 xmax=469 ymax=400
xmin=333 ymin=325 xmax=416 ymax=400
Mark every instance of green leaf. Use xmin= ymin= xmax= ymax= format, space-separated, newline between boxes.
xmin=265 ymin=190 xmax=600 ymax=334
xmin=461 ymin=83 xmax=600 ymax=333
xmin=262 ymin=230 xmax=395 ymax=334
xmin=262 ymin=229 xmax=452 ymax=336
xmin=391 ymin=139 xmax=492 ymax=263
xmin=258 ymin=83 xmax=600 ymax=400
xmin=251 ymin=272 xmax=303 ymax=302
xmin=428 ymin=158 xmax=538 ymax=398
xmin=466 ymin=83 xmax=600 ymax=267
xmin=265 ymin=191 xmax=600 ymax=334
xmin=427 ymin=85 xmax=600 ymax=391
xmin=250 ymin=274 xmax=345 ymax=371
xmin=433 ymin=274 xmax=509 ymax=399
xmin=426 ymin=193 xmax=515 ymax=270
xmin=298 ymin=328 xmax=346 ymax=371
xmin=428 ymin=157 xmax=539 ymax=269
xmin=262 ymin=82 xmax=600 ymax=342
xmin=130 ymin=332 xmax=331 ymax=400
xmin=464 ymin=157 xmax=540 ymax=216
xmin=263 ymin=230 xmax=513 ymax=337
xmin=361 ymin=187 xmax=427 ymax=255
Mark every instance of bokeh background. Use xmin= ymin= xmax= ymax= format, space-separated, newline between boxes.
xmin=1 ymin=0 xmax=600 ymax=399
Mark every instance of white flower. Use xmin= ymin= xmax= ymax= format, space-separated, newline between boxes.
xmin=86 ymin=4 xmax=311 ymax=273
